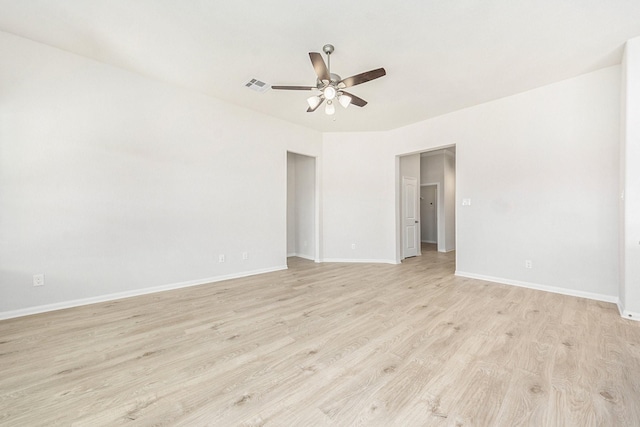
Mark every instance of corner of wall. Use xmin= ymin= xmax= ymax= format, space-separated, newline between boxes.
xmin=617 ymin=300 xmax=640 ymax=322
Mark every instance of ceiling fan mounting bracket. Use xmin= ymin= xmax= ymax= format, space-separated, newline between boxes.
xmin=322 ymin=44 xmax=334 ymax=55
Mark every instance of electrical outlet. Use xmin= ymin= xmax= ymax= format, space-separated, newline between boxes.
xmin=525 ymin=260 xmax=532 ymax=269
xmin=242 ymin=252 xmax=248 ymax=260
xmin=351 ymin=243 xmax=356 ymax=250
xmin=218 ymin=254 xmax=225 ymax=263
xmin=33 ymin=274 xmax=45 ymax=287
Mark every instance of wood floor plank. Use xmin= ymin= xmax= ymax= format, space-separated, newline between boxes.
xmin=1 ymin=244 xmax=639 ymax=426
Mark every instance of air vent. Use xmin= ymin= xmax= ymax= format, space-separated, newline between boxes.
xmin=245 ymin=78 xmax=270 ymax=93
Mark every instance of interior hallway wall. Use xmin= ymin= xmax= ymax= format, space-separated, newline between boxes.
xmin=287 ymin=152 xmax=316 ymax=261
xmin=444 ymin=150 xmax=456 ymax=252
xmin=420 ymin=150 xmax=455 ymax=252
xmin=287 ymin=155 xmax=297 ymax=255
xmin=420 ymin=186 xmax=437 ymax=243
xmin=620 ymin=36 xmax=640 ymax=319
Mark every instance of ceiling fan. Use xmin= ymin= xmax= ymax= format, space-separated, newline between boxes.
xmin=271 ymin=44 xmax=386 ymax=115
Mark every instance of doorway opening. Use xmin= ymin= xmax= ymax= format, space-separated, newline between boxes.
xmin=396 ymin=146 xmax=456 ymax=262
xmin=286 ymin=152 xmax=317 ymax=264
xmin=420 ymin=183 xmax=438 ymax=245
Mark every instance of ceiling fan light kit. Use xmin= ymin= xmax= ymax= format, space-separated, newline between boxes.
xmin=307 ymin=95 xmax=322 ymax=110
xmin=325 ymin=100 xmax=335 ymax=115
xmin=324 ymin=86 xmax=336 ymax=100
xmin=271 ymin=44 xmax=386 ymax=116
xmin=338 ymin=94 xmax=352 ymax=109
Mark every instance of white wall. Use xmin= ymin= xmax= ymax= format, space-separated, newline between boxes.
xmin=286 ymin=154 xmax=297 ymax=255
xmin=420 ymin=151 xmax=456 ymax=252
xmin=400 ymin=154 xmax=421 ymax=181
xmin=287 ymin=152 xmax=316 ymax=260
xmin=421 ymin=153 xmax=445 ymax=251
xmin=323 ymin=66 xmax=620 ymax=300
xmin=0 ymin=32 xmax=322 ymax=316
xmin=620 ymin=37 xmax=640 ymax=318
xmin=295 ymin=155 xmax=316 ymax=260
xmin=444 ymin=151 xmax=456 ymax=252
xmin=322 ymin=132 xmax=398 ymax=263
xmin=421 ymin=153 xmax=444 ymax=183
xmin=420 ymin=186 xmax=437 ymax=243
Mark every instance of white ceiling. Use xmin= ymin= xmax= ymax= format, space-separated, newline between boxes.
xmin=1 ymin=0 xmax=640 ymax=132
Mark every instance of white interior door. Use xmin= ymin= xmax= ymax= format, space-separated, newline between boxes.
xmin=402 ymin=176 xmax=419 ymax=258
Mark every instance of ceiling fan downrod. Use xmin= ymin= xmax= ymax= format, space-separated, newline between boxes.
xmin=323 ymin=44 xmax=334 ymax=78
xmin=321 ymin=44 xmax=338 ymax=115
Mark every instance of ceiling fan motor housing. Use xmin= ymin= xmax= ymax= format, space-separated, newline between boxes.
xmin=316 ymin=73 xmax=342 ymax=89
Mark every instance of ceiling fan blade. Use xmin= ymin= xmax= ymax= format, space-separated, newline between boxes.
xmin=339 ymin=68 xmax=386 ymax=88
xmin=341 ymin=91 xmax=367 ymax=107
xmin=309 ymin=52 xmax=330 ymax=82
xmin=271 ymin=85 xmax=316 ymax=90
xmin=307 ymin=97 xmax=325 ymax=112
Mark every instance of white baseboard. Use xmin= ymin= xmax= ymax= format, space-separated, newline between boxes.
xmin=322 ymin=258 xmax=400 ymax=265
xmin=0 ymin=265 xmax=288 ymax=321
xmin=617 ymin=301 xmax=640 ymax=322
xmin=454 ymin=271 xmax=619 ymax=304
xmin=288 ymin=253 xmax=316 ymax=262
xmin=421 ymin=240 xmax=437 ymax=244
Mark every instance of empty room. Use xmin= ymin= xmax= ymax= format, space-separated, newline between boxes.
xmin=1 ymin=1 xmax=640 ymax=425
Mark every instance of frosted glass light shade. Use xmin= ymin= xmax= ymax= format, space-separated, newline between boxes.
xmin=307 ymin=95 xmax=322 ymax=110
xmin=338 ymin=94 xmax=352 ymax=108
xmin=325 ymin=100 xmax=335 ymax=115
xmin=323 ymin=86 xmax=337 ymax=100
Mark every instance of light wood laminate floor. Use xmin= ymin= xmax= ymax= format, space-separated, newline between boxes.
xmin=1 ymin=246 xmax=639 ymax=426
